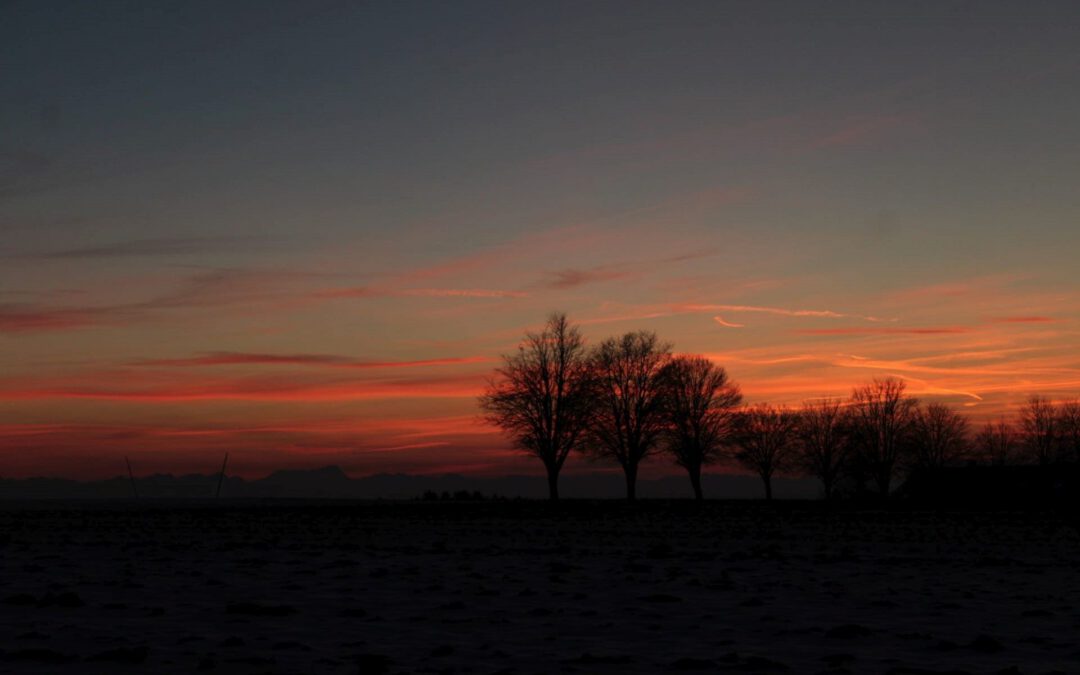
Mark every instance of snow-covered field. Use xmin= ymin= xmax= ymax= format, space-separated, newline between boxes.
xmin=1 ymin=502 xmax=1078 ymax=674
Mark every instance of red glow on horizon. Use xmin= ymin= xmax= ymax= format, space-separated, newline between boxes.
xmin=2 ymin=243 xmax=1077 ymax=480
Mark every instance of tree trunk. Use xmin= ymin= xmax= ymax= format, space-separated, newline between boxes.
xmin=763 ymin=473 xmax=773 ymax=501
xmin=688 ymin=464 xmax=703 ymax=501
xmin=624 ymin=462 xmax=638 ymax=501
xmin=822 ymin=476 xmax=833 ymax=501
xmin=876 ymin=471 xmax=891 ymax=498
xmin=546 ymin=464 xmax=560 ymax=501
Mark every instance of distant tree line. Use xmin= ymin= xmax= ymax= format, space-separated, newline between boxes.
xmin=420 ymin=489 xmax=500 ymax=502
xmin=480 ymin=313 xmax=1080 ymax=501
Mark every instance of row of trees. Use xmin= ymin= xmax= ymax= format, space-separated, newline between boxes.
xmin=480 ymin=313 xmax=1080 ymax=501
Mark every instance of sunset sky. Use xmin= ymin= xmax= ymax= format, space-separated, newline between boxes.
xmin=3 ymin=1 xmax=1079 ymax=478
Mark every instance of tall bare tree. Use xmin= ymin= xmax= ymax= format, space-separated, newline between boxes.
xmin=908 ymin=402 xmax=970 ymax=470
xmin=796 ymin=399 xmax=848 ymax=500
xmin=658 ymin=356 xmax=742 ymax=500
xmin=587 ymin=331 xmax=672 ymax=500
xmin=847 ymin=378 xmax=918 ymax=497
xmin=975 ymin=418 xmax=1017 ymax=466
xmin=1020 ymin=395 xmax=1057 ymax=465
xmin=479 ymin=313 xmax=596 ymax=500
xmin=1056 ymin=399 xmax=1080 ymax=464
xmin=732 ymin=404 xmax=799 ymax=500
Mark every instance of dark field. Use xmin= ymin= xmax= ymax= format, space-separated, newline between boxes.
xmin=1 ymin=502 xmax=1078 ymax=674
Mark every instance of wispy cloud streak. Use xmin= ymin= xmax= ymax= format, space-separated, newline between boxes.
xmin=16 ymin=236 xmax=275 ymax=260
xmin=310 ymin=286 xmax=527 ymax=300
xmin=0 ymin=304 xmax=114 ymax=332
xmin=541 ymin=266 xmax=634 ymax=290
xmin=676 ymin=303 xmax=890 ymax=322
xmin=712 ymin=316 xmax=745 ymax=328
xmin=804 ymin=114 xmax=918 ymax=150
xmin=137 ymin=352 xmax=489 ymax=369
xmin=797 ymin=327 xmax=972 ymax=335
xmin=989 ymin=316 xmax=1056 ymax=323
xmin=0 ymin=373 xmax=486 ymax=402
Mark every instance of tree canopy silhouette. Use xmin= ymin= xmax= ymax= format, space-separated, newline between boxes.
xmin=658 ymin=355 xmax=742 ymax=500
xmin=847 ymin=378 xmax=918 ymax=497
xmin=732 ymin=404 xmax=798 ymax=501
xmin=796 ymin=398 xmax=848 ymax=501
xmin=480 ymin=314 xmax=1080 ymax=502
xmin=975 ymin=417 xmax=1016 ymax=467
xmin=1021 ymin=395 xmax=1057 ymax=465
xmin=1057 ymin=398 xmax=1080 ymax=463
xmin=908 ymin=402 xmax=970 ymax=470
xmin=478 ymin=313 xmax=596 ymax=500
xmin=587 ymin=331 xmax=672 ymax=500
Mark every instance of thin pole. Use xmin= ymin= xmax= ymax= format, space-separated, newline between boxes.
xmin=216 ymin=452 xmax=229 ymax=499
xmin=125 ymin=456 xmax=139 ymax=499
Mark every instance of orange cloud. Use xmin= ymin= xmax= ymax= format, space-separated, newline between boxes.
xmin=702 ymin=352 xmax=826 ymax=367
xmin=882 ymin=274 xmax=1024 ymax=305
xmin=677 ymin=303 xmax=890 ymax=322
xmin=829 ymin=353 xmax=1078 ymax=378
xmin=311 ymin=286 xmax=527 ymax=300
xmin=796 ymin=327 xmax=972 ymax=335
xmin=391 ymin=224 xmax=613 ymax=285
xmin=579 ymin=300 xmax=892 ymax=327
xmin=712 ymin=316 xmax=745 ymax=328
xmin=0 ymin=371 xmax=486 ymax=403
xmin=579 ymin=310 xmax=674 ymax=326
xmin=0 ymin=416 xmax=507 ymax=479
xmin=137 ymin=353 xmax=490 ymax=369
xmin=890 ymin=375 xmax=985 ymax=402
xmin=309 ymin=286 xmax=379 ymax=299
xmin=1 ymin=267 xmax=315 ymax=333
xmin=0 ymin=304 xmax=114 ymax=332
xmin=398 ymin=288 xmax=527 ymax=298
xmin=989 ymin=316 xmax=1056 ymax=323
xmin=139 ymin=352 xmax=349 ymax=367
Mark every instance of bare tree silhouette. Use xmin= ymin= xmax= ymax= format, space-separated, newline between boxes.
xmin=796 ymin=399 xmax=848 ymax=500
xmin=847 ymin=378 xmax=918 ymax=497
xmin=658 ymin=355 xmax=742 ymax=500
xmin=587 ymin=331 xmax=672 ymax=500
xmin=1057 ymin=398 xmax=1080 ymax=463
xmin=479 ymin=313 xmax=596 ymax=500
xmin=732 ymin=404 xmax=798 ymax=500
xmin=975 ymin=417 xmax=1017 ymax=466
xmin=478 ymin=315 xmax=1080 ymax=503
xmin=1020 ymin=395 xmax=1057 ymax=465
xmin=908 ymin=402 xmax=970 ymax=470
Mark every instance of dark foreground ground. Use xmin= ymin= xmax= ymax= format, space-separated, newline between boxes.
xmin=0 ymin=501 xmax=1078 ymax=674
